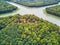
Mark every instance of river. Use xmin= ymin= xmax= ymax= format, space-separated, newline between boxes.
xmin=0 ymin=1 xmax=60 ymax=26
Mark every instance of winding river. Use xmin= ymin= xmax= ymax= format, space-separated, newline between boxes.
xmin=0 ymin=1 xmax=60 ymax=26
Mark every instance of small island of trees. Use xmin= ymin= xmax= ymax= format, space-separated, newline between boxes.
xmin=6 ymin=0 xmax=60 ymax=7
xmin=0 ymin=0 xmax=17 ymax=14
xmin=46 ymin=5 xmax=60 ymax=17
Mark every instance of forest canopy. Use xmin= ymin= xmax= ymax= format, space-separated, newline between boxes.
xmin=0 ymin=0 xmax=17 ymax=14
xmin=0 ymin=14 xmax=60 ymax=45
xmin=6 ymin=0 xmax=60 ymax=7
xmin=46 ymin=5 xmax=60 ymax=17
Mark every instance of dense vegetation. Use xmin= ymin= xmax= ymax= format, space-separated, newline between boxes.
xmin=0 ymin=14 xmax=60 ymax=45
xmin=46 ymin=5 xmax=60 ymax=17
xmin=0 ymin=0 xmax=17 ymax=14
xmin=6 ymin=0 xmax=60 ymax=7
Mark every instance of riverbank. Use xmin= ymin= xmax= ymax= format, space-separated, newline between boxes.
xmin=7 ymin=0 xmax=60 ymax=7
xmin=0 ymin=1 xmax=60 ymax=26
xmin=0 ymin=1 xmax=17 ymax=14
xmin=43 ymin=9 xmax=60 ymax=19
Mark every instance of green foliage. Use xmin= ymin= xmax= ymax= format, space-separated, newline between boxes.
xmin=0 ymin=0 xmax=17 ymax=14
xmin=0 ymin=14 xmax=60 ymax=45
xmin=6 ymin=0 xmax=60 ymax=7
xmin=46 ymin=5 xmax=60 ymax=17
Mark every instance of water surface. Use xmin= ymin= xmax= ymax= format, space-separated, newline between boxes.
xmin=0 ymin=1 xmax=60 ymax=26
